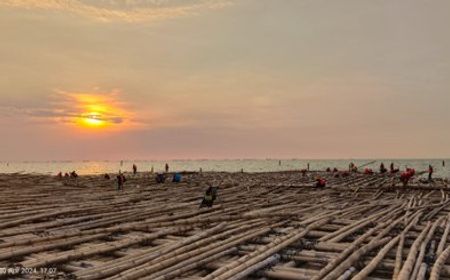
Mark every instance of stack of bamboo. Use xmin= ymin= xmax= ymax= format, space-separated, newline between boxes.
xmin=0 ymin=170 xmax=449 ymax=279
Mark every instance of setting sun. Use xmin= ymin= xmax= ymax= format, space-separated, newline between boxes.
xmin=55 ymin=92 xmax=133 ymax=131
xmin=79 ymin=113 xmax=106 ymax=128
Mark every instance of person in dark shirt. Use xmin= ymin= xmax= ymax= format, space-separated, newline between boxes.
xmin=165 ymin=163 xmax=169 ymax=173
xmin=200 ymin=186 xmax=218 ymax=208
xmin=155 ymin=173 xmax=166 ymax=184
xmin=70 ymin=171 xmax=78 ymax=178
xmin=117 ymin=172 xmax=126 ymax=191
xmin=379 ymin=163 xmax=387 ymax=173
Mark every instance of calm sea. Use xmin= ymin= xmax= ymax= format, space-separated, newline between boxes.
xmin=0 ymin=159 xmax=449 ymax=178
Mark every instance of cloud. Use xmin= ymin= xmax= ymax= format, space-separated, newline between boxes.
xmin=0 ymin=90 xmax=136 ymax=129
xmin=0 ymin=0 xmax=233 ymax=22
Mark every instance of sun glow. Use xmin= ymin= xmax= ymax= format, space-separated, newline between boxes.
xmin=79 ymin=113 xmax=106 ymax=128
xmin=56 ymin=92 xmax=133 ymax=131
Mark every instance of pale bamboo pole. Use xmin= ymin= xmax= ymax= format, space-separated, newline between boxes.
xmin=111 ymin=226 xmax=275 ymax=280
xmin=430 ymin=245 xmax=450 ymax=280
xmin=392 ymin=234 xmax=405 ymax=279
xmin=150 ymin=247 xmax=239 ymax=280
xmin=396 ymin=222 xmax=432 ymax=280
xmin=410 ymin=217 xmax=443 ymax=279
xmin=201 ymin=219 xmax=329 ymax=280
xmin=75 ymin=222 xmax=229 ymax=279
xmin=0 ymin=233 xmax=108 ymax=261
xmin=437 ymin=213 xmax=450 ymax=256
xmin=337 ymin=267 xmax=356 ymax=280
xmin=21 ymin=227 xmax=192 ymax=268
xmin=213 ymin=254 xmax=280 ymax=280
xmin=351 ymin=212 xmax=419 ymax=280
xmin=313 ymin=210 xmax=418 ymax=280
xmin=320 ymin=237 xmax=391 ymax=280
xmin=416 ymin=263 xmax=427 ymax=280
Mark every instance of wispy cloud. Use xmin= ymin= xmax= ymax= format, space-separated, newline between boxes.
xmin=1 ymin=90 xmax=139 ymax=129
xmin=0 ymin=0 xmax=233 ymax=22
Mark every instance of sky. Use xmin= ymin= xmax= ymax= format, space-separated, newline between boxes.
xmin=1 ymin=0 xmax=449 ymax=161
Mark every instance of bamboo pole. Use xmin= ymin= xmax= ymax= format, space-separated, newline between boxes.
xmin=430 ymin=245 xmax=450 ymax=280
xmin=397 ymin=222 xmax=432 ymax=280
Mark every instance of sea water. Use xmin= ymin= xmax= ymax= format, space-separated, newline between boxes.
xmin=0 ymin=159 xmax=448 ymax=178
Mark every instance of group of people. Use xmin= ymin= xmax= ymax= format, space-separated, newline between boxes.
xmin=56 ymin=160 xmax=445 ymax=208
xmin=316 ymin=162 xmax=438 ymax=189
xmin=56 ymin=171 xmax=78 ymax=179
xmin=102 ymin=163 xmax=182 ymax=190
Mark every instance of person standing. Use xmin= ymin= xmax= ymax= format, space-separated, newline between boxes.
xmin=379 ymin=163 xmax=387 ymax=173
xmin=132 ymin=164 xmax=137 ymax=175
xmin=428 ymin=165 xmax=434 ymax=181
xmin=165 ymin=163 xmax=169 ymax=173
xmin=117 ymin=172 xmax=126 ymax=191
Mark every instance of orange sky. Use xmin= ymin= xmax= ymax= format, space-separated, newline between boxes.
xmin=1 ymin=0 xmax=450 ymax=160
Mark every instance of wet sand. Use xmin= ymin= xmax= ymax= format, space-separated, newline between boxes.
xmin=0 ymin=171 xmax=449 ymax=279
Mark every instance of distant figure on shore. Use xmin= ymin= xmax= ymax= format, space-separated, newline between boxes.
xmin=64 ymin=172 xmax=70 ymax=178
xmin=364 ymin=168 xmax=374 ymax=175
xmin=379 ymin=163 xmax=387 ymax=174
xmin=165 ymin=163 xmax=169 ymax=173
xmin=333 ymin=167 xmax=338 ymax=172
xmin=300 ymin=169 xmax=307 ymax=177
xmin=57 ymin=172 xmax=62 ymax=179
xmin=349 ymin=162 xmax=357 ymax=172
xmin=429 ymin=165 xmax=434 ymax=181
xmin=349 ymin=162 xmax=354 ymax=172
xmin=315 ymin=178 xmax=326 ymax=188
xmin=156 ymin=173 xmax=166 ymax=184
xmin=390 ymin=162 xmax=399 ymax=174
xmin=70 ymin=171 xmax=78 ymax=178
xmin=400 ymin=168 xmax=415 ymax=187
xmin=200 ymin=186 xmax=218 ymax=208
xmin=172 ymin=172 xmax=182 ymax=183
xmin=199 ymin=167 xmax=203 ymax=173
xmin=150 ymin=166 xmax=154 ymax=173
xmin=104 ymin=173 xmax=110 ymax=180
xmin=326 ymin=167 xmax=331 ymax=172
xmin=132 ymin=164 xmax=137 ymax=175
xmin=307 ymin=163 xmax=310 ymax=171
xmin=117 ymin=172 xmax=126 ymax=191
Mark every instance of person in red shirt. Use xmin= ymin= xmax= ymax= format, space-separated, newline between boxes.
xmin=315 ymin=178 xmax=326 ymax=188
xmin=428 ymin=165 xmax=434 ymax=181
